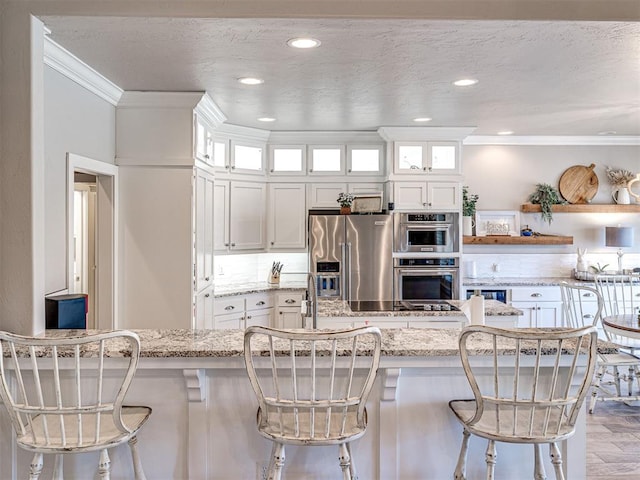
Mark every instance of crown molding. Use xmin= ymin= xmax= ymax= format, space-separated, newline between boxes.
xmin=195 ymin=94 xmax=227 ymax=129
xmin=215 ymin=123 xmax=271 ymax=143
xmin=268 ymin=130 xmax=383 ymax=144
xmin=464 ymin=135 xmax=640 ymax=146
xmin=117 ymin=91 xmax=207 ymax=109
xmin=377 ymin=126 xmax=476 ymax=142
xmin=44 ymin=36 xmax=123 ymax=106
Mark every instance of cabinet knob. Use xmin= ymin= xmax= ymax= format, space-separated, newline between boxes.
xmin=348 ymin=169 xmax=352 ymax=173
xmin=224 ymin=243 xmax=229 ymax=247
xmin=205 ymin=276 xmax=210 ymax=281
xmin=423 ymin=202 xmax=427 ymax=207
xmin=246 ymin=315 xmax=252 ymax=319
xmin=271 ymin=241 xmax=274 ymax=246
xmin=224 ymin=305 xmax=235 ymax=311
xmin=204 ymin=293 xmax=210 ymax=298
xmin=285 ymin=298 xmax=296 ymax=304
xmin=225 ymin=165 xmax=230 ymax=169
xmin=531 ymin=293 xmax=542 ymax=297
xmin=428 ymin=202 xmax=432 ymax=207
xmin=204 ymin=154 xmax=210 ymax=159
xmin=231 ymin=165 xmax=236 ymax=170
xmin=231 ymin=243 xmax=236 ymax=247
xmin=270 ymin=169 xmax=274 ymax=173
xmin=423 ymin=166 xmax=427 ymax=171
xmin=256 ymin=301 xmax=265 ymax=306
xmin=428 ymin=166 xmax=432 ymax=171
xmin=309 ymin=169 xmax=313 ymax=172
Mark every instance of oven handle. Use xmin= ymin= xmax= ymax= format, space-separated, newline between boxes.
xmin=394 ymin=268 xmax=459 ymax=275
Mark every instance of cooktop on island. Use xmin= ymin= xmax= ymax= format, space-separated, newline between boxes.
xmin=348 ymin=300 xmax=460 ymax=312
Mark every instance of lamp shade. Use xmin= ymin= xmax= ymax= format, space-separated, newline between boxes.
xmin=605 ymin=226 xmax=634 ymax=248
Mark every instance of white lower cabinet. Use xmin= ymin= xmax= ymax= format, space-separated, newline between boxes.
xmin=510 ymin=286 xmax=563 ymax=328
xmin=245 ymin=293 xmax=274 ymax=328
xmin=276 ymin=293 xmax=303 ymax=328
xmin=213 ymin=293 xmax=274 ymax=329
xmin=194 ymin=286 xmax=215 ymax=329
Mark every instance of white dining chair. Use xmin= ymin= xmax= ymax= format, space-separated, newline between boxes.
xmin=561 ymin=281 xmax=640 ymax=413
xmin=594 ymin=273 xmax=640 ymax=401
xmin=449 ymin=325 xmax=598 ymax=480
xmin=0 ymin=330 xmax=151 ymax=479
xmin=243 ymin=325 xmax=382 ymax=480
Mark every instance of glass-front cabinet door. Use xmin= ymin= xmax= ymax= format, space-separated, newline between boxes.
xmin=393 ymin=141 xmax=459 ymax=175
xmin=347 ymin=145 xmax=384 ymax=175
xmin=231 ymin=141 xmax=265 ymax=174
xmin=308 ymin=145 xmax=345 ymax=175
xmin=269 ymin=145 xmax=306 ymax=175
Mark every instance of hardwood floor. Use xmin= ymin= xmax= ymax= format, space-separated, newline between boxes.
xmin=587 ymin=398 xmax=640 ymax=479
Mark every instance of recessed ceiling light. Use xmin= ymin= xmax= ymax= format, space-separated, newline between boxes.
xmin=238 ymin=77 xmax=264 ymax=85
xmin=258 ymin=117 xmax=276 ymax=122
xmin=413 ymin=117 xmax=432 ymax=123
xmin=453 ymin=78 xmax=479 ymax=87
xmin=497 ymin=130 xmax=514 ymax=135
xmin=287 ymin=37 xmax=321 ymax=49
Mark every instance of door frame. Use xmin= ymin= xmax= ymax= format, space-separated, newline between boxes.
xmin=67 ymin=153 xmax=119 ymax=329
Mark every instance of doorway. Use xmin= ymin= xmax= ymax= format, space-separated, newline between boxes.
xmin=67 ymin=153 xmax=118 ymax=329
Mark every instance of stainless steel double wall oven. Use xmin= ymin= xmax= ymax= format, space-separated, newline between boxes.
xmin=393 ymin=212 xmax=460 ymax=302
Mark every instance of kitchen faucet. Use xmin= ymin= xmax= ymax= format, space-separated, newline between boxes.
xmin=303 ymin=272 xmax=318 ymax=329
xmin=278 ymin=270 xmax=318 ymax=329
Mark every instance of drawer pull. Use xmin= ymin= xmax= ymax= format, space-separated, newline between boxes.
xmin=285 ymin=299 xmax=296 ymax=304
xmin=582 ymin=293 xmax=594 ymax=297
xmin=256 ymin=301 xmax=265 ymax=306
xmin=224 ymin=305 xmax=235 ymax=311
xmin=530 ymin=293 xmax=542 ymax=298
xmin=583 ymin=314 xmax=594 ymax=319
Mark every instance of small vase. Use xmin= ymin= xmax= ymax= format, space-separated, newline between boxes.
xmin=340 ymin=206 xmax=351 ymax=215
xmin=612 ymin=186 xmax=631 ymax=205
xmin=462 ymin=216 xmax=474 ymax=236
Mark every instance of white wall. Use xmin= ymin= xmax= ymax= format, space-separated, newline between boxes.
xmin=44 ymin=66 xmax=116 ymax=294
xmin=462 ymin=145 xmax=640 ymax=257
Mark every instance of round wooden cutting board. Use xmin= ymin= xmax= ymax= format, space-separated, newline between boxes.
xmin=559 ymin=164 xmax=599 ymax=204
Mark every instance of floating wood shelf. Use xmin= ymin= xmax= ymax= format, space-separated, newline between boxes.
xmin=463 ymin=235 xmax=574 ymax=245
xmin=520 ymin=203 xmax=640 ymax=213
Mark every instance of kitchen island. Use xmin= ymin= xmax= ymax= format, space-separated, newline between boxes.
xmin=0 ymin=328 xmax=598 ymax=480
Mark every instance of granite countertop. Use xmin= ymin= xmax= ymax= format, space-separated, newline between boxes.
xmin=317 ymin=299 xmax=521 ymax=317
xmin=214 ymin=281 xmax=307 ymax=297
xmin=463 ymin=277 xmax=588 ymax=287
xmin=25 ymin=328 xmax=613 ymax=358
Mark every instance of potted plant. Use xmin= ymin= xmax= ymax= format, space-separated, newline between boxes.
xmin=528 ymin=183 xmax=566 ymax=224
xmin=337 ymin=192 xmax=354 ymax=214
xmin=462 ymin=186 xmax=479 ymax=235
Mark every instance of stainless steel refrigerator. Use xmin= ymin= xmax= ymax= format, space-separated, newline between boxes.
xmin=309 ymin=214 xmax=393 ymax=305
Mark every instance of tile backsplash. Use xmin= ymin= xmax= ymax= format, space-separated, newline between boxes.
xmin=463 ymin=252 xmax=640 ymax=279
xmin=214 ymin=253 xmax=308 ymax=284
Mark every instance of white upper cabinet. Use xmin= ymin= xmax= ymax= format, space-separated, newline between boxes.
xmin=231 ymin=141 xmax=265 ymax=174
xmin=393 ymin=141 xmax=460 ymax=175
xmin=194 ymin=169 xmax=215 ymax=292
xmin=213 ymin=180 xmax=231 ymax=252
xmin=347 ymin=145 xmax=384 ymax=175
xmin=229 ymin=181 xmax=267 ymax=250
xmin=212 ymin=137 xmax=229 ymax=171
xmin=393 ymin=181 xmax=460 ymax=211
xmin=268 ymin=184 xmax=307 ymax=249
xmin=269 ymin=145 xmax=306 ymax=175
xmin=309 ymin=183 xmax=348 ymax=208
xmin=308 ymin=145 xmax=345 ymax=175
xmin=194 ymin=116 xmax=214 ymax=166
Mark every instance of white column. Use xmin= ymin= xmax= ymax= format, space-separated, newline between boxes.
xmin=183 ymin=368 xmax=209 ymax=480
xmin=0 ymin=9 xmax=46 ymax=335
xmin=378 ymin=368 xmax=401 ymax=479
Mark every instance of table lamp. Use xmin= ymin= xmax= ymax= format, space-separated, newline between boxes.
xmin=605 ymin=226 xmax=634 ymax=273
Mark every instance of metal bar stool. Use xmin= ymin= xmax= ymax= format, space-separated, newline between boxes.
xmin=0 ymin=330 xmax=151 ymax=479
xmin=243 ymin=326 xmax=381 ymax=480
xmin=449 ymin=325 xmax=598 ymax=480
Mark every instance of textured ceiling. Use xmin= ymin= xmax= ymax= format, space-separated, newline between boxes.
xmin=43 ymin=17 xmax=640 ymax=135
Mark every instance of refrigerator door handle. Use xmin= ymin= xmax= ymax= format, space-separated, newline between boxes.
xmin=347 ymin=242 xmax=353 ymax=302
xmin=340 ymin=242 xmax=347 ymax=301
